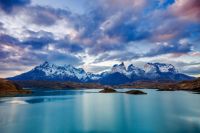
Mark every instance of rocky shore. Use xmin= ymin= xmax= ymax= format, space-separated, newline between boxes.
xmin=0 ymin=78 xmax=31 ymax=97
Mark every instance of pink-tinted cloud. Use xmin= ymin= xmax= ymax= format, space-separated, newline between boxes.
xmin=170 ymin=0 xmax=200 ymax=22
xmin=152 ymin=33 xmax=178 ymax=41
xmin=169 ymin=53 xmax=187 ymax=58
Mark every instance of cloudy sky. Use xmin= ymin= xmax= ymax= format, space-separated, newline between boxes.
xmin=0 ymin=0 xmax=200 ymax=77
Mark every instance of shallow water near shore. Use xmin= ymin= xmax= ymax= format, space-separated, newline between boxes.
xmin=0 ymin=89 xmax=200 ymax=133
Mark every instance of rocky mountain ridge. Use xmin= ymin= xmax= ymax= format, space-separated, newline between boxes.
xmin=9 ymin=61 xmax=194 ymax=85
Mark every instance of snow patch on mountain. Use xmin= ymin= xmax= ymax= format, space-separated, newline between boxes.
xmin=31 ymin=61 xmax=95 ymax=81
xmin=9 ymin=61 xmax=194 ymax=85
xmin=127 ymin=64 xmax=145 ymax=76
xmin=111 ymin=62 xmax=127 ymax=74
xmin=87 ymin=72 xmax=101 ymax=80
xmin=144 ymin=63 xmax=178 ymax=74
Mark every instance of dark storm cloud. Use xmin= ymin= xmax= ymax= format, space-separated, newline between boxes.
xmin=0 ymin=0 xmax=30 ymax=13
xmin=0 ymin=50 xmax=10 ymax=60
xmin=79 ymin=7 xmax=107 ymax=38
xmin=46 ymin=51 xmax=83 ymax=66
xmin=0 ymin=32 xmax=83 ymax=53
xmin=0 ymin=33 xmax=53 ymax=50
xmin=56 ymin=39 xmax=84 ymax=53
xmin=0 ymin=22 xmax=5 ymax=31
xmin=87 ymin=40 xmax=126 ymax=55
xmin=101 ymin=11 xmax=150 ymax=42
xmin=22 ymin=35 xmax=84 ymax=53
xmin=106 ymin=25 xmax=150 ymax=42
xmin=94 ymin=52 xmax=141 ymax=63
xmin=144 ymin=42 xmax=193 ymax=57
xmin=0 ymin=43 xmax=83 ymax=74
xmin=78 ymin=9 xmax=151 ymax=55
xmin=0 ymin=34 xmax=20 ymax=44
xmin=0 ymin=50 xmax=44 ymax=67
xmin=26 ymin=6 xmax=74 ymax=26
xmin=0 ymin=30 xmax=84 ymax=75
xmin=22 ymin=36 xmax=55 ymax=49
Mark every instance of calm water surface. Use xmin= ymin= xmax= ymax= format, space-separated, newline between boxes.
xmin=0 ymin=89 xmax=200 ymax=133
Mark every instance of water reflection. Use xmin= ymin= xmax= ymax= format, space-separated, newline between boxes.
xmin=9 ymin=100 xmax=28 ymax=104
xmin=0 ymin=89 xmax=200 ymax=133
xmin=26 ymin=97 xmax=73 ymax=104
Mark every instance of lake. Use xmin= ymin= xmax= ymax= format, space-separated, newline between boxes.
xmin=0 ymin=89 xmax=200 ymax=133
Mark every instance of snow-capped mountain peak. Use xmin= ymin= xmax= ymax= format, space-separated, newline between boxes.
xmin=38 ymin=61 xmax=53 ymax=68
xmin=154 ymin=63 xmax=178 ymax=73
xmin=128 ymin=64 xmax=140 ymax=72
xmin=144 ymin=62 xmax=178 ymax=73
xmin=10 ymin=61 xmax=193 ymax=85
xmin=35 ymin=61 xmax=58 ymax=74
xmin=127 ymin=64 xmax=145 ymax=76
xmin=119 ymin=62 xmax=125 ymax=67
xmin=87 ymin=72 xmax=101 ymax=80
xmin=111 ymin=62 xmax=126 ymax=74
xmin=40 ymin=61 xmax=49 ymax=67
xmin=32 ymin=61 xmax=88 ymax=80
xmin=30 ymin=61 xmax=103 ymax=81
xmin=144 ymin=63 xmax=159 ymax=73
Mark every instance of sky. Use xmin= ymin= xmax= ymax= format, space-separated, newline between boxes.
xmin=0 ymin=0 xmax=200 ymax=78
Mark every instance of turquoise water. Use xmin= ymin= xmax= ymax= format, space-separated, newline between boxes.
xmin=0 ymin=89 xmax=200 ymax=133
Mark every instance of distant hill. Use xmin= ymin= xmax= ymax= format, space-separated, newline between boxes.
xmin=118 ymin=78 xmax=200 ymax=92
xmin=9 ymin=61 xmax=194 ymax=85
xmin=13 ymin=78 xmax=200 ymax=92
xmin=0 ymin=78 xmax=31 ymax=96
xmin=177 ymin=78 xmax=200 ymax=91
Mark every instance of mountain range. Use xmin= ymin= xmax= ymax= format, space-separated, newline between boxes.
xmin=9 ymin=61 xmax=194 ymax=85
